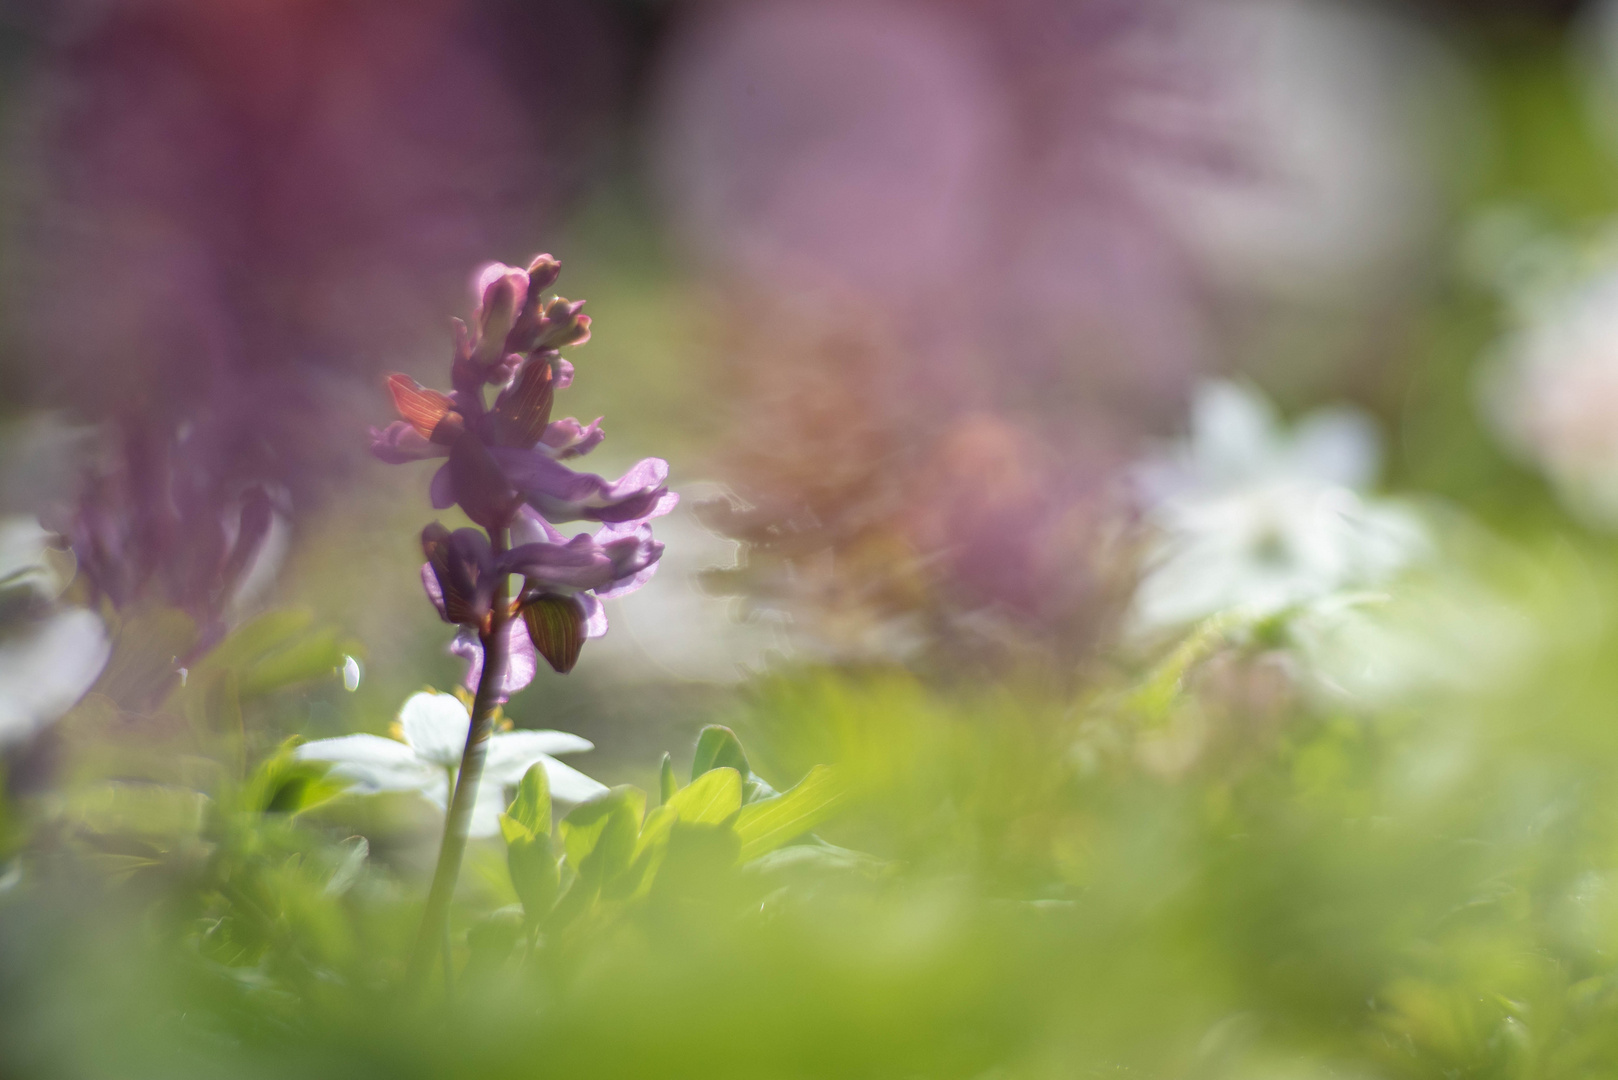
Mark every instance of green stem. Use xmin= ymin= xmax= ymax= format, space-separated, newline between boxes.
xmin=404 ymin=526 xmax=511 ymax=992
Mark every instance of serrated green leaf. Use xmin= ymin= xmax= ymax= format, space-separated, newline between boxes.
xmin=691 ymin=725 xmax=750 ymax=782
xmin=559 ymin=786 xmax=645 ymax=887
xmin=735 ymin=765 xmax=844 ymax=861
xmin=666 ymin=766 xmax=742 ymax=825
xmin=506 ymin=762 xmax=551 ymax=836
xmin=659 ymin=752 xmax=677 ymax=805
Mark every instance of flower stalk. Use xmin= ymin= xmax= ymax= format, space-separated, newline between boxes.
xmin=364 ymin=253 xmax=672 ymax=995
xmin=405 ymin=528 xmax=510 ymax=990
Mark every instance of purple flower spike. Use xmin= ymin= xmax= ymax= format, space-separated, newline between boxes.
xmin=380 ymin=252 xmax=672 ymax=681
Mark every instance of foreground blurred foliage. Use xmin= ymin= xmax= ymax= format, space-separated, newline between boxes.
xmin=11 ymin=537 xmax=1618 ymax=1079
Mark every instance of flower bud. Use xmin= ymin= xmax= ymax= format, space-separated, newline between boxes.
xmin=526 ymin=253 xmax=561 ymax=294
xmin=421 ymin=522 xmax=495 ymax=626
xmin=472 ymin=263 xmax=529 ymax=368
xmin=534 ymin=297 xmax=590 ymax=350
xmin=520 ymin=593 xmax=587 ymax=673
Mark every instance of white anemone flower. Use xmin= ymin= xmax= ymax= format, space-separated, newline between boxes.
xmin=296 ymin=690 xmax=607 ymax=837
xmin=1131 ymin=381 xmax=1428 ymax=633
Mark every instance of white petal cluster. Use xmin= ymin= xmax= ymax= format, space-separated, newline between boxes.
xmin=1131 ymin=381 xmax=1427 ymax=633
xmin=296 ymin=690 xmax=606 ymax=837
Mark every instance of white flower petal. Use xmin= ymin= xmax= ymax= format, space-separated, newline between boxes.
xmin=536 ymin=755 xmax=609 ymax=805
xmin=295 ymin=735 xmax=438 ymax=794
xmin=1191 ymin=381 xmax=1279 ymax=483
xmin=0 ymin=606 xmax=110 ymax=745
xmin=483 ymin=729 xmax=596 ymax=786
xmin=398 ymin=691 xmax=471 ymax=768
xmin=1290 ymin=408 xmax=1379 ymax=489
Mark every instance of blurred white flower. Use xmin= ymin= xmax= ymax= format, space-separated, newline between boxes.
xmin=1131 ymin=381 xmax=1427 ymax=632
xmin=0 ymin=516 xmax=109 ymax=744
xmin=1483 ymin=262 xmax=1618 ymax=525
xmin=295 ymin=690 xmax=606 ymax=837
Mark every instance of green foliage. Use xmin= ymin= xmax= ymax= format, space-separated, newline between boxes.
xmin=500 ymin=764 xmax=560 ymax=924
xmin=658 ymin=752 xmax=677 ymax=805
xmin=665 ymin=766 xmax=742 ymax=825
xmin=690 ymin=724 xmax=749 ymax=782
xmin=734 ymin=765 xmax=843 ymax=861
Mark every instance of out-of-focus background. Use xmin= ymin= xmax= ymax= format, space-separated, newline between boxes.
xmin=18 ymin=0 xmax=1618 ymax=1074
xmin=3 ymin=0 xmax=1611 ymax=755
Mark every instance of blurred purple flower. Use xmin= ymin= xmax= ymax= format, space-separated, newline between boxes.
xmin=11 ymin=0 xmax=627 ymax=671
xmin=47 ymin=418 xmax=288 ymax=654
xmin=655 ymin=0 xmax=1227 ymax=662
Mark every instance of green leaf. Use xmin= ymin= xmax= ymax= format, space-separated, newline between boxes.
xmin=735 ymin=765 xmax=845 ymax=861
xmin=614 ymin=804 xmax=677 ymax=901
xmin=506 ymin=762 xmax=551 ymax=836
xmin=465 ymin=907 xmax=524 ymax=975
xmin=654 ymin=821 xmax=743 ymax=898
xmin=502 ymin=817 xmax=560 ymax=923
xmin=666 ymin=766 xmax=743 ymax=825
xmin=246 ymin=738 xmax=346 ymax=815
xmin=323 ymin=836 xmax=369 ymax=897
xmin=659 ymin=752 xmax=677 ymax=805
xmin=691 ymin=725 xmax=750 ymax=782
xmin=237 ymin=627 xmax=349 ymax=697
xmin=559 ymin=786 xmax=645 ymax=887
xmin=196 ymin=609 xmax=315 ymax=673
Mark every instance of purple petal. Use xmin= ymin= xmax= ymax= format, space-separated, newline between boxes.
xmin=595 ymin=560 xmax=661 ymax=601
xmin=370 ymin=422 xmax=449 ymax=464
xmin=501 ymin=536 xmax=617 ymax=592
xmin=447 ymin=436 xmax=517 ymax=530
xmin=430 ymin=463 xmax=455 ymax=510
xmin=539 ymin=417 xmax=605 ymax=459
xmin=421 ymin=562 xmax=447 ymax=618
xmin=578 ymin=592 xmax=608 ymax=639
xmin=490 ymin=450 xmax=670 ymax=524
xmin=553 ymin=358 xmax=574 ymax=389
xmin=452 ymin=619 xmax=538 ymax=703
xmin=503 ymin=619 xmax=538 ymax=696
xmin=510 ymin=505 xmax=568 ymax=547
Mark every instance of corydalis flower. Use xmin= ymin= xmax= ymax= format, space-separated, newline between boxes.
xmin=295 ymin=690 xmax=606 ymax=838
xmin=372 ymin=253 xmax=674 ymax=679
xmin=368 ymin=255 xmax=666 ymax=531
xmin=421 ymin=491 xmax=675 ymax=678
